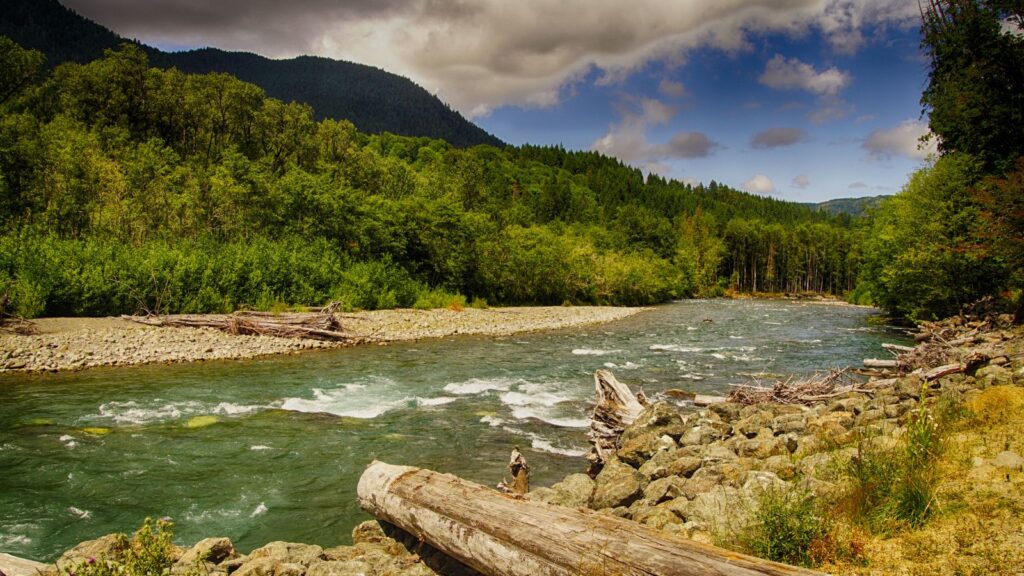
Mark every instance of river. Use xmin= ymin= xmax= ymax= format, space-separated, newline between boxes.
xmin=0 ymin=300 xmax=908 ymax=561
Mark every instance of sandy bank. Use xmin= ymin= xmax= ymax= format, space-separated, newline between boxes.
xmin=0 ymin=306 xmax=644 ymax=374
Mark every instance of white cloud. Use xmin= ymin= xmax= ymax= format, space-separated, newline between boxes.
xmin=64 ymin=0 xmax=919 ymax=116
xmin=592 ymin=97 xmax=720 ymax=169
xmin=791 ymin=174 xmax=811 ymax=189
xmin=743 ymin=174 xmax=776 ymax=194
xmin=759 ymin=54 xmax=852 ymax=96
xmin=658 ymin=79 xmax=689 ymax=98
xmin=863 ymin=119 xmax=938 ymax=160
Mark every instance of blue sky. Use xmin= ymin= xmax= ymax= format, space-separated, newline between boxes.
xmin=477 ymin=26 xmax=932 ymax=202
xmin=66 ymin=0 xmax=935 ymax=202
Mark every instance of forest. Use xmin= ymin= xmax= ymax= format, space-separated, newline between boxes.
xmin=0 ymin=37 xmax=860 ymax=318
xmin=0 ymin=0 xmax=1019 ymax=322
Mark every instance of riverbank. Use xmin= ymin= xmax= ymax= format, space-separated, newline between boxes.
xmin=0 ymin=306 xmax=643 ymax=373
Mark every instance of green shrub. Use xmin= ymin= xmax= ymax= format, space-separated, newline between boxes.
xmin=845 ymin=391 xmax=942 ymax=534
xmin=742 ymin=486 xmax=827 ymax=567
xmin=65 ymin=517 xmax=200 ymax=576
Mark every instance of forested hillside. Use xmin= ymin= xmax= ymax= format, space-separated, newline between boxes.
xmin=855 ymin=0 xmax=1023 ymax=321
xmin=0 ymin=0 xmax=502 ymax=148
xmin=0 ymin=39 xmax=860 ymax=317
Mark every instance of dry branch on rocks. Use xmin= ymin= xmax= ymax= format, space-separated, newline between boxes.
xmin=727 ymin=368 xmax=864 ymax=405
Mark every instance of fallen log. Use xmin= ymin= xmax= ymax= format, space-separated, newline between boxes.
xmin=357 ymin=461 xmax=825 ymax=576
xmin=863 ymin=358 xmax=899 ymax=369
xmin=922 ymin=363 xmax=963 ymax=382
xmin=120 ymin=302 xmax=371 ymax=342
xmin=694 ymin=394 xmax=729 ymax=406
xmin=587 ymin=369 xmax=647 ymax=468
xmin=881 ymin=343 xmax=915 ymax=353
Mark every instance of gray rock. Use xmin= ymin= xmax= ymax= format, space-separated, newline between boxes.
xmin=735 ymin=436 xmax=788 ymax=459
xmin=55 ymin=534 xmax=126 ymax=573
xmin=976 ymin=365 xmax=1013 ymax=387
xmin=760 ymin=455 xmax=796 ymax=480
xmin=655 ymin=496 xmax=691 ymax=520
xmin=274 ymin=563 xmax=305 ymax=576
xmin=633 ymin=506 xmax=684 ymax=531
xmin=688 ymin=486 xmax=748 ymax=530
xmin=731 ymin=410 xmax=774 ymax=438
xmin=305 ymin=560 xmax=372 ymax=576
xmin=708 ymin=402 xmax=741 ymax=421
xmin=643 ymin=476 xmax=688 ymax=504
xmin=232 ymin=557 xmax=279 ymax=576
xmin=772 ymin=413 xmax=807 ymax=435
xmin=992 ymin=451 xmax=1024 ymax=470
xmin=590 ymin=457 xmax=647 ymax=510
xmin=666 ymin=455 xmax=702 ymax=478
xmin=178 ymin=538 xmax=237 ymax=566
xmin=546 ymin=473 xmax=595 ymax=508
xmin=638 ymin=448 xmax=678 ymax=480
xmin=679 ymin=424 xmax=723 ymax=447
xmin=620 ymin=403 xmax=688 ymax=443
xmin=247 ymin=543 xmax=324 ymax=567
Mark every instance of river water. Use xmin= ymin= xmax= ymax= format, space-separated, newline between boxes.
xmin=0 ymin=300 xmax=908 ymax=561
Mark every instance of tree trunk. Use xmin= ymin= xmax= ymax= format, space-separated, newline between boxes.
xmin=358 ymin=461 xmax=826 ymax=576
xmin=587 ymin=369 xmax=648 ymax=469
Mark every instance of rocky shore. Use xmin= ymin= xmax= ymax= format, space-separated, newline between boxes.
xmin=0 ymin=306 xmax=642 ymax=373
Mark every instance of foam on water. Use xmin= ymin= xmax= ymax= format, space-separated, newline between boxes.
xmin=571 ymin=348 xmax=620 ymax=356
xmin=530 ymin=438 xmax=587 ymax=457
xmin=95 ymin=400 xmax=264 ymax=425
xmin=67 ymin=507 xmax=91 ymax=519
xmin=250 ymin=503 xmax=268 ymax=518
xmin=650 ymin=344 xmax=702 ymax=353
xmin=480 ymin=415 xmax=505 ymax=427
xmin=250 ymin=445 xmax=272 ymax=451
xmin=443 ymin=377 xmax=521 ymax=395
xmin=416 ymin=397 xmax=458 ymax=407
xmin=280 ymin=377 xmax=454 ymax=419
xmin=59 ymin=435 xmax=77 ymax=449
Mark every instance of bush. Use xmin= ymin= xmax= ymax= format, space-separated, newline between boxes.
xmin=844 ymin=390 xmax=943 ymax=534
xmin=742 ymin=486 xmax=827 ymax=567
xmin=65 ymin=517 xmax=200 ymax=576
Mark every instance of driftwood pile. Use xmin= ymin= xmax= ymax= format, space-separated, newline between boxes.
xmin=122 ymin=302 xmax=364 ymax=342
xmin=727 ymin=368 xmax=863 ymax=406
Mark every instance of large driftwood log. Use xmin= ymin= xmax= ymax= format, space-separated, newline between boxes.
xmin=587 ymin=369 xmax=648 ymax=468
xmin=120 ymin=302 xmax=371 ymax=342
xmin=358 ymin=461 xmax=825 ymax=576
xmin=862 ymin=358 xmax=899 ymax=369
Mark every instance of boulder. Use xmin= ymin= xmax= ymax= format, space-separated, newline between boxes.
xmin=655 ymin=496 xmax=691 ymax=520
xmin=232 ymin=557 xmax=279 ymax=576
xmin=542 ymin=473 xmax=595 ymax=508
xmin=55 ymin=534 xmax=126 ymax=573
xmin=666 ymin=455 xmax=702 ymax=478
xmin=590 ymin=457 xmax=647 ymax=510
xmin=976 ymin=365 xmax=1013 ymax=387
xmin=620 ymin=403 xmax=687 ymax=444
xmin=247 ymin=543 xmax=324 ymax=567
xmin=178 ymin=538 xmax=237 ymax=566
xmin=731 ymin=410 xmax=774 ymax=438
xmin=771 ymin=413 xmax=807 ymax=435
xmin=305 ymin=560 xmax=372 ymax=576
xmin=687 ymin=486 xmax=748 ymax=531
xmin=734 ymin=435 xmax=789 ymax=459
xmin=992 ymin=450 xmax=1024 ymax=471
xmin=632 ymin=506 xmax=685 ymax=531
xmin=760 ymin=455 xmax=796 ymax=480
xmin=618 ymin=433 xmax=675 ymax=467
xmin=707 ymin=402 xmax=742 ymax=421
xmin=638 ymin=448 xmax=678 ymax=480
xmin=642 ymin=476 xmax=688 ymax=504
xmin=678 ymin=424 xmax=723 ymax=447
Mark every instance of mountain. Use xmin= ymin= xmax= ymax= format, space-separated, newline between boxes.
xmin=0 ymin=0 xmax=503 ymax=148
xmin=811 ymin=195 xmax=889 ymax=218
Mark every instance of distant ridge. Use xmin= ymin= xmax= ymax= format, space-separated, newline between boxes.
xmin=810 ymin=195 xmax=889 ymax=217
xmin=0 ymin=0 xmax=504 ymax=148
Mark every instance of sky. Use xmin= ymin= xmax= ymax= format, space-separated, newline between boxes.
xmin=62 ymin=0 xmax=938 ymax=202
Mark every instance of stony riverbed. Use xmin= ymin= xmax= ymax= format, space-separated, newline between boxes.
xmin=0 ymin=307 xmax=642 ymax=373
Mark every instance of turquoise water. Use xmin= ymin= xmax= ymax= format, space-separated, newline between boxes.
xmin=0 ymin=300 xmax=908 ymax=561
